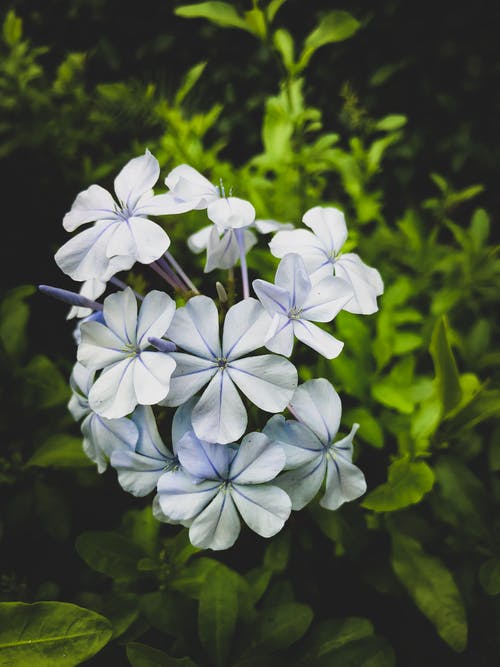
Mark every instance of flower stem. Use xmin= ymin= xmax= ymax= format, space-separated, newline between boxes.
xmin=164 ymin=251 xmax=199 ymax=294
xmin=149 ymin=261 xmax=182 ymax=291
xmin=234 ymin=229 xmax=249 ymax=299
xmin=109 ymin=276 xmax=143 ymax=300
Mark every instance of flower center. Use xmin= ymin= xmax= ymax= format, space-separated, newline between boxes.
xmin=288 ymin=305 xmax=303 ymax=319
xmin=123 ymin=342 xmax=141 ymax=357
xmin=216 ymin=357 xmax=228 ymax=369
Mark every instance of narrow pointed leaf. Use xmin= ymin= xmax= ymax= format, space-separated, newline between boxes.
xmin=198 ymin=567 xmax=239 ymax=667
xmin=429 ymin=316 xmax=462 ymax=415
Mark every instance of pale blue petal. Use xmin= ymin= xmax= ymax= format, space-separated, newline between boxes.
xmin=136 ymin=290 xmax=176 ymax=348
xmin=269 ymin=229 xmax=326 ymax=273
xmin=152 ymin=492 xmax=183 ymax=525
xmin=102 ymin=287 xmax=137 ymax=345
xmin=189 ymin=490 xmax=241 ymax=550
xmin=228 ymin=354 xmax=297 ymax=413
xmin=132 ymin=405 xmax=172 ymax=459
xmin=171 ymin=396 xmax=198 ymax=450
xmin=293 ymin=319 xmax=344 ymax=359
xmin=110 ymin=447 xmax=173 ymax=497
xmin=334 ymin=253 xmax=384 ymax=315
xmin=114 ymin=149 xmax=160 ymax=210
xmin=322 ymin=455 xmax=366 ymax=510
xmin=222 ymin=298 xmax=271 ymax=360
xmin=176 ymin=430 xmax=233 ymax=480
xmin=63 ymin=184 xmax=117 ymax=232
xmin=78 ymin=320 xmax=126 ymax=370
xmin=252 ymin=279 xmax=290 ymax=316
xmin=157 ymin=470 xmax=220 ymax=521
xmin=276 ymin=455 xmax=326 ymax=510
xmin=133 ymin=351 xmax=175 ymax=405
xmin=231 ymin=484 xmax=291 ymax=537
xmin=230 ymin=432 xmax=285 ymax=484
xmin=168 ymin=295 xmax=221 ymax=359
xmin=191 ymin=371 xmax=247 ymax=445
xmin=289 ymin=379 xmax=342 ymax=446
xmin=302 ymin=206 xmax=347 ymax=256
xmin=330 ymin=423 xmax=360 ymax=459
xmin=82 ymin=412 xmax=138 ymax=473
xmin=88 ymin=357 xmax=136 ymax=418
xmin=67 ymin=278 xmax=107 ymax=320
xmin=275 ymin=253 xmax=311 ymax=307
xmin=301 ymin=275 xmax=353 ymax=322
xmin=264 ymin=314 xmax=294 ymax=357
xmin=205 ymin=228 xmax=240 ymax=272
xmin=161 ymin=352 xmax=218 ymax=407
xmin=262 ymin=415 xmax=323 ymax=469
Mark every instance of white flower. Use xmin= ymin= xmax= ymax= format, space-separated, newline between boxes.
xmin=68 ymin=362 xmax=138 ymax=472
xmin=253 ymin=253 xmax=353 ymax=359
xmin=269 ymin=206 xmax=384 ymax=314
xmin=55 ymin=150 xmax=180 ymax=282
xmin=77 ymin=287 xmax=176 ymax=419
xmin=264 ymin=379 xmax=366 ymax=510
xmin=164 ymin=164 xmax=220 ymax=210
xmin=67 ymin=279 xmax=107 ymax=320
xmin=162 ymin=295 xmax=298 ymax=444
xmin=157 ymin=430 xmax=291 ymax=550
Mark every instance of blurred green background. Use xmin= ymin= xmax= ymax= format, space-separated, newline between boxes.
xmin=1 ymin=1 xmax=499 ymax=666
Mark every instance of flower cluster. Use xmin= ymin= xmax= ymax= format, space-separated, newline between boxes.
xmin=43 ymin=150 xmax=383 ymax=550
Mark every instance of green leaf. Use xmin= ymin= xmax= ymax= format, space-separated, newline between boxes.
xmin=244 ymin=8 xmax=267 ymax=39
xmin=374 ymin=115 xmax=407 ymax=132
xmin=346 ymin=408 xmax=384 ymax=448
xmin=0 ymin=285 xmax=35 ymax=360
xmin=76 ymin=531 xmax=145 ymax=581
xmin=390 ymin=531 xmax=467 ymax=651
xmin=297 ymin=616 xmax=374 ymax=663
xmin=2 ymin=10 xmax=22 ymax=47
xmin=469 ymin=208 xmax=490 ymax=251
xmin=429 ymin=316 xmax=462 ymax=415
xmin=246 ymin=603 xmax=313 ymax=652
xmin=479 ymin=559 xmax=500 ymax=596
xmin=273 ymin=28 xmax=295 ymax=71
xmin=175 ymin=62 xmax=207 ymax=105
xmin=362 ymin=456 xmax=435 ymax=512
xmin=266 ymin=0 xmax=287 ymax=23
xmin=27 ymin=435 xmax=92 ymax=469
xmin=127 ymin=642 xmax=196 ymax=667
xmin=198 ymin=566 xmax=239 ymax=667
xmin=0 ymin=601 xmax=112 ymax=666
xmin=311 ymin=636 xmax=395 ymax=667
xmin=262 ymin=94 xmax=294 ymax=160
xmin=263 ymin=530 xmax=290 ymax=573
xmin=175 ymin=3 xmax=248 ymax=31
xmin=298 ymin=11 xmax=360 ymax=70
xmin=20 ymin=355 xmax=70 ymax=409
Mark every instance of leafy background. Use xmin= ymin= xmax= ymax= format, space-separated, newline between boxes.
xmin=1 ymin=1 xmax=499 ymax=665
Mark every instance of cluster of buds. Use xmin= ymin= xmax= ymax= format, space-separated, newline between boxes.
xmin=41 ymin=150 xmax=383 ymax=550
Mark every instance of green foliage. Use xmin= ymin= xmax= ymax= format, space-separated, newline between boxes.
xmin=362 ymin=457 xmax=435 ymax=512
xmin=0 ymin=602 xmax=112 ymax=666
xmin=198 ymin=567 xmax=239 ymax=666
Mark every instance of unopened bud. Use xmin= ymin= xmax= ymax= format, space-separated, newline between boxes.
xmin=216 ymin=282 xmax=228 ymax=303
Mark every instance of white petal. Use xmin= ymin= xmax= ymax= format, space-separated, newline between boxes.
xmin=136 ymin=290 xmax=176 ymax=348
xmin=88 ymin=358 xmax=137 ymax=418
xmin=301 ymin=276 xmax=353 ymax=322
xmin=133 ymin=351 xmax=175 ymax=405
xmin=277 ymin=456 xmax=326 ymax=510
xmin=228 ymin=355 xmax=297 ymax=413
xmin=293 ymin=319 xmax=344 ymax=359
xmin=157 ymin=470 xmax=220 ymax=520
xmin=67 ymin=278 xmax=107 ymax=320
xmin=55 ymin=220 xmax=134 ymax=282
xmin=302 ymin=206 xmax=347 ymax=256
xmin=63 ymin=184 xmax=117 ymax=232
xmin=252 ymin=280 xmax=290 ymax=316
xmin=187 ymin=225 xmax=213 ymax=253
xmin=207 ymin=197 xmax=255 ymax=230
xmin=134 ymin=192 xmax=193 ymax=216
xmin=269 ymin=229 xmax=327 ymax=273
xmin=132 ymin=405 xmax=172 ymax=459
xmin=205 ymin=228 xmax=240 ymax=272
xmin=171 ymin=397 xmax=198 ymax=449
xmin=322 ymin=456 xmax=366 ymax=511
xmin=191 ymin=371 xmax=247 ymax=445
xmin=69 ymin=363 xmax=93 ymax=417
xmin=334 ymin=253 xmax=384 ymax=315
xmin=160 ymin=352 xmax=218 ymax=407
xmin=168 ymin=295 xmax=221 ymax=359
xmin=230 ymin=432 xmax=285 ymax=484
xmin=262 ymin=415 xmax=323 ymax=469
xmin=78 ymin=320 xmax=126 ymax=369
xmin=274 ymin=253 xmax=311 ymax=307
xmin=110 ymin=444 xmax=173 ymax=497
xmin=177 ymin=431 xmax=233 ymax=480
xmin=102 ymin=287 xmax=137 ymax=344
xmin=152 ymin=492 xmax=182 ymax=525
xmin=189 ymin=491 xmax=241 ymax=550
xmin=82 ymin=412 xmax=138 ymax=473
xmin=106 ymin=216 xmax=170 ymax=264
xmin=222 ymin=298 xmax=271 ymax=360
xmin=264 ymin=315 xmax=295 ymax=357
xmin=165 ymin=164 xmax=219 ymax=209
xmin=114 ymin=149 xmax=160 ymax=209
xmin=231 ymin=484 xmax=291 ymax=537
xmin=254 ymin=219 xmax=294 ymax=234
xmin=289 ymin=379 xmax=341 ymax=445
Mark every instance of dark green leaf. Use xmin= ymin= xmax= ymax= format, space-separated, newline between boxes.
xmin=246 ymin=603 xmax=313 ymax=652
xmin=479 ymin=559 xmax=500 ymax=596
xmin=0 ymin=285 xmax=34 ymax=360
xmin=76 ymin=531 xmax=145 ymax=581
xmin=263 ymin=530 xmax=290 ymax=573
xmin=20 ymin=355 xmax=70 ymax=409
xmin=429 ymin=316 xmax=462 ymax=415
xmin=0 ymin=601 xmax=112 ymax=666
xmin=297 ymin=617 xmax=374 ymax=663
xmin=362 ymin=457 xmax=435 ymax=512
xmin=127 ymin=642 xmax=196 ymax=667
xmin=27 ymin=435 xmax=92 ymax=469
xmin=391 ymin=531 xmax=467 ymax=651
